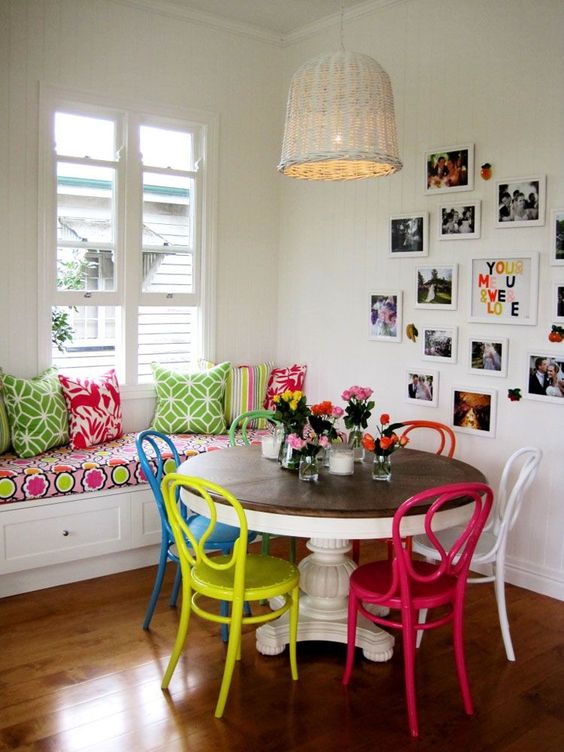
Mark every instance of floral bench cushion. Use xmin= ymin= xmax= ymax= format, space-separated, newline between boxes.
xmin=0 ymin=430 xmax=266 ymax=505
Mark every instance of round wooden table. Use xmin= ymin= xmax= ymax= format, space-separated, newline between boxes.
xmin=178 ymin=446 xmax=486 ymax=662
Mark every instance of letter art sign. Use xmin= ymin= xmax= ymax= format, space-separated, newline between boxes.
xmin=469 ymin=253 xmax=538 ymax=325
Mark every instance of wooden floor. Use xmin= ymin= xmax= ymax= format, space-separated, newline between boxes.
xmin=1 ymin=538 xmax=563 ymax=752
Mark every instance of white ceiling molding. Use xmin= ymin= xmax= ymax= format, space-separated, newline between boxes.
xmin=110 ymin=0 xmax=406 ymax=47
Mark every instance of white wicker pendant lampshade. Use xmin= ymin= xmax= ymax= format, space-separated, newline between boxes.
xmin=278 ymin=50 xmax=402 ymax=181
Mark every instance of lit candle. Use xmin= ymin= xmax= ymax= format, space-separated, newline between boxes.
xmin=328 ymin=447 xmax=354 ymax=475
xmin=261 ymin=435 xmax=281 ymax=459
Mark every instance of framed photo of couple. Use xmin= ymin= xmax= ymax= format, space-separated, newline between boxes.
xmin=525 ymin=353 xmax=564 ymax=404
xmin=468 ymin=337 xmax=508 ymax=378
xmin=389 ymin=213 xmax=428 ymax=257
xmin=550 ymin=209 xmax=564 ymax=265
xmin=415 ymin=264 xmax=458 ymax=310
xmin=495 ymin=175 xmax=546 ymax=228
xmin=405 ymin=369 xmax=439 ymax=408
xmin=438 ymin=201 xmax=480 ymax=240
xmin=425 ymin=144 xmax=474 ymax=195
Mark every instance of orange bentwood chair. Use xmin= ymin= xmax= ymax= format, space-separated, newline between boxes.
xmin=343 ymin=482 xmax=493 ymax=737
xmin=160 ymin=473 xmax=300 ymax=718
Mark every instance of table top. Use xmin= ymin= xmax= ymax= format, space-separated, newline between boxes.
xmin=178 ymin=446 xmax=487 ymax=539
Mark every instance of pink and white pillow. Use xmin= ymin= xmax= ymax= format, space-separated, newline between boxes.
xmin=58 ymin=369 xmax=123 ymax=450
xmin=263 ymin=364 xmax=307 ymax=410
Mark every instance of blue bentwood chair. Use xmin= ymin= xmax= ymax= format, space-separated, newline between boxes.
xmin=136 ymin=430 xmax=256 ymax=638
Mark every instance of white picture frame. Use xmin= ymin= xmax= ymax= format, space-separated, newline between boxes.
xmin=405 ymin=368 xmax=439 ymax=408
xmin=369 ymin=291 xmax=402 ymax=342
xmin=550 ymin=209 xmax=564 ymax=265
xmin=451 ymin=386 xmax=497 ymax=438
xmin=415 ymin=264 xmax=458 ymax=310
xmin=525 ymin=353 xmax=564 ymax=404
xmin=554 ymin=282 xmax=564 ymax=322
xmin=495 ymin=175 xmax=546 ymax=228
xmin=424 ymin=143 xmax=474 ymax=195
xmin=438 ymin=201 xmax=481 ymax=240
xmin=421 ymin=326 xmax=458 ymax=363
xmin=389 ymin=212 xmax=428 ymax=257
xmin=468 ymin=252 xmax=539 ymax=325
xmin=468 ymin=336 xmax=508 ymax=378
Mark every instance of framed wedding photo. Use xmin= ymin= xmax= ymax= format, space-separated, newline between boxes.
xmin=369 ymin=291 xmax=402 ymax=342
xmin=554 ymin=282 xmax=564 ymax=322
xmin=550 ymin=209 xmax=564 ymax=265
xmin=424 ymin=143 xmax=474 ymax=195
xmin=468 ymin=252 xmax=539 ymax=325
xmin=438 ymin=201 xmax=480 ymax=240
xmin=405 ymin=369 xmax=439 ymax=408
xmin=495 ymin=175 xmax=546 ymax=228
xmin=415 ymin=264 xmax=458 ymax=310
xmin=525 ymin=353 xmax=564 ymax=404
xmin=421 ymin=326 xmax=457 ymax=363
xmin=468 ymin=337 xmax=508 ymax=378
xmin=451 ymin=386 xmax=497 ymax=438
xmin=389 ymin=213 xmax=428 ymax=257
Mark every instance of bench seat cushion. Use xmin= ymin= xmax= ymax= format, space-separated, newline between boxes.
xmin=0 ymin=430 xmax=266 ymax=505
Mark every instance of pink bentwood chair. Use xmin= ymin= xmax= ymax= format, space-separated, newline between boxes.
xmin=343 ymin=482 xmax=494 ymax=738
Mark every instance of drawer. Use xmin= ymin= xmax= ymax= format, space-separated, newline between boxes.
xmin=0 ymin=494 xmax=132 ymax=573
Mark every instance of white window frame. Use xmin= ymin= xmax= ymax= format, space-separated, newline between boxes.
xmin=38 ymin=85 xmax=218 ymax=392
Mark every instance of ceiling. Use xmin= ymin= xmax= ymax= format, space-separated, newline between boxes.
xmin=124 ymin=1 xmax=388 ymax=40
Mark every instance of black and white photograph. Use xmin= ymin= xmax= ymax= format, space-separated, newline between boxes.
xmin=438 ymin=201 xmax=480 ymax=240
xmin=550 ymin=209 xmax=564 ymax=265
xmin=526 ymin=353 xmax=564 ymax=403
xmin=405 ymin=369 xmax=438 ymax=407
xmin=390 ymin=213 xmax=428 ymax=256
xmin=555 ymin=283 xmax=564 ymax=322
xmin=421 ymin=326 xmax=457 ymax=363
xmin=425 ymin=144 xmax=474 ymax=194
xmin=495 ymin=175 xmax=545 ymax=227
xmin=415 ymin=265 xmax=457 ymax=310
xmin=468 ymin=337 xmax=508 ymax=378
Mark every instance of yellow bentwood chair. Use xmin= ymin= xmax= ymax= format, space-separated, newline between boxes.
xmin=160 ymin=473 xmax=300 ymax=718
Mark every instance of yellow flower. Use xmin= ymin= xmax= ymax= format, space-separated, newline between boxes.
xmin=281 ymin=390 xmax=293 ymax=402
xmin=293 ymin=390 xmax=303 ymax=402
xmin=272 ymin=395 xmax=280 ymax=404
xmin=289 ymin=400 xmax=298 ymax=411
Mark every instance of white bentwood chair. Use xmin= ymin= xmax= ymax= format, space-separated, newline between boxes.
xmin=412 ymin=446 xmax=542 ymax=661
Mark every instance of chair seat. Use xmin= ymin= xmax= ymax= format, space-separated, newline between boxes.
xmin=351 ymin=559 xmax=458 ymax=610
xmin=187 ymin=514 xmax=254 ymax=546
xmin=413 ymin=528 xmax=497 ymax=565
xmin=192 ymin=553 xmax=300 ymax=600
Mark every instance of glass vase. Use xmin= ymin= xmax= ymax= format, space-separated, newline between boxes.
xmin=298 ymin=454 xmax=319 ymax=482
xmin=372 ymin=454 xmax=392 ymax=481
xmin=278 ymin=435 xmax=300 ymax=471
xmin=348 ymin=427 xmax=365 ymax=462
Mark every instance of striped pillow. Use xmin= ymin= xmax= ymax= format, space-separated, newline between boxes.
xmin=200 ymin=360 xmax=273 ymax=428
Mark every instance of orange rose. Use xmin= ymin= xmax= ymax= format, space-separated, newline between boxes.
xmin=362 ymin=432 xmax=376 ymax=451
xmin=379 ymin=436 xmax=393 ymax=451
xmin=380 ymin=413 xmax=390 ymax=425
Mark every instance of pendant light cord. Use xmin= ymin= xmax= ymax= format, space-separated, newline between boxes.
xmin=339 ymin=0 xmax=345 ymax=51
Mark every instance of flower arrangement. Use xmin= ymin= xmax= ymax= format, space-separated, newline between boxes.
xmin=341 ymin=386 xmax=375 ymax=430
xmin=308 ymin=400 xmax=344 ymax=443
xmin=287 ymin=430 xmax=329 ymax=458
xmin=272 ymin=390 xmax=310 ymax=435
xmin=362 ymin=413 xmax=408 ymax=456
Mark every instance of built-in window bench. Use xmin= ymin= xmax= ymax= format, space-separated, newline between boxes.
xmin=0 ymin=430 xmax=265 ymax=597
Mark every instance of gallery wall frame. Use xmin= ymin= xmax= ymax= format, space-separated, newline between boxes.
xmin=451 ymin=386 xmax=497 ymax=438
xmin=495 ymin=175 xmax=546 ymax=228
xmin=405 ymin=368 xmax=439 ymax=408
xmin=424 ymin=143 xmax=474 ymax=195
xmin=468 ymin=336 xmax=508 ymax=378
xmin=554 ymin=282 xmax=564 ymax=322
xmin=415 ymin=264 xmax=458 ymax=310
xmin=468 ymin=252 xmax=539 ymax=326
xmin=389 ymin=213 xmax=428 ymax=257
xmin=421 ymin=325 xmax=458 ymax=363
xmin=525 ymin=352 xmax=564 ymax=404
xmin=369 ymin=291 xmax=402 ymax=342
xmin=438 ymin=200 xmax=480 ymax=240
xmin=550 ymin=209 xmax=564 ymax=265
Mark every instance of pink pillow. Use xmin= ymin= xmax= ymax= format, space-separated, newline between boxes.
xmin=263 ymin=364 xmax=307 ymax=410
xmin=58 ymin=369 xmax=123 ymax=449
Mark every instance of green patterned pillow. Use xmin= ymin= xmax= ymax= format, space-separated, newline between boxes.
xmin=1 ymin=367 xmax=69 ymax=458
xmin=0 ymin=378 xmax=11 ymax=454
xmin=151 ymin=361 xmax=230 ymax=435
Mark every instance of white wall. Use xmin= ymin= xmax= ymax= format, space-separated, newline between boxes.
xmin=278 ymin=0 xmax=564 ymax=599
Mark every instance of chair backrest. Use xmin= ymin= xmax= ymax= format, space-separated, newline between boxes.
xmin=136 ymin=429 xmax=183 ymax=539
xmin=228 ymin=409 xmax=280 ymax=447
xmin=400 ymin=420 xmax=456 ymax=458
xmin=493 ymin=447 xmax=542 ymax=539
xmin=388 ymin=483 xmax=494 ymax=599
xmin=161 ymin=473 xmax=248 ymax=591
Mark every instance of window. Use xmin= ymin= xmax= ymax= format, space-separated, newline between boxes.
xmin=40 ymin=90 xmax=216 ymax=386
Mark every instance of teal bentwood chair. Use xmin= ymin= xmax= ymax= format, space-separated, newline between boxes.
xmin=229 ymin=410 xmax=296 ymax=563
xmin=160 ymin=473 xmax=300 ymax=718
xmin=136 ymin=430 xmax=256 ymax=637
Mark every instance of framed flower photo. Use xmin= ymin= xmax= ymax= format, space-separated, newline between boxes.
xmin=438 ymin=201 xmax=480 ymax=240
xmin=495 ymin=175 xmax=545 ymax=227
xmin=451 ymin=386 xmax=497 ymax=438
xmin=389 ymin=213 xmax=428 ymax=257
xmin=525 ymin=353 xmax=564 ymax=403
xmin=405 ymin=369 xmax=438 ymax=408
xmin=550 ymin=209 xmax=564 ymax=265
xmin=415 ymin=264 xmax=458 ymax=310
xmin=468 ymin=337 xmax=508 ymax=378
xmin=554 ymin=282 xmax=564 ymax=322
xmin=468 ymin=252 xmax=539 ymax=325
xmin=424 ymin=144 xmax=474 ymax=194
xmin=369 ymin=291 xmax=402 ymax=342
xmin=421 ymin=326 xmax=457 ymax=363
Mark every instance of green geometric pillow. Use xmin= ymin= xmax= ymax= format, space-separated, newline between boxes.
xmin=1 ymin=367 xmax=69 ymax=458
xmin=0 ymin=388 xmax=11 ymax=454
xmin=151 ymin=361 xmax=230 ymax=435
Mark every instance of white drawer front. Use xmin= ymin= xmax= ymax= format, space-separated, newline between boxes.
xmin=1 ymin=495 xmax=132 ymax=573
xmin=131 ymin=489 xmax=161 ymax=547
